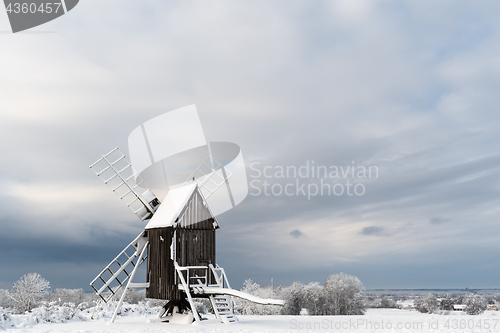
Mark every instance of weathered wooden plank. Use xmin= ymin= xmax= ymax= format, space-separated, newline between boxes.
xmin=145 ymin=188 xmax=217 ymax=302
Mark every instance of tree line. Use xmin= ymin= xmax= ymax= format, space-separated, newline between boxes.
xmin=2 ymin=272 xmax=497 ymax=317
xmin=0 ymin=272 xmax=366 ymax=316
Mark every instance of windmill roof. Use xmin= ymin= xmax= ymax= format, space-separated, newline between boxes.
xmin=145 ymin=184 xmax=199 ymax=229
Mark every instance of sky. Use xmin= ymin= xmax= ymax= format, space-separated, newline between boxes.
xmin=1 ymin=0 xmax=500 ymax=291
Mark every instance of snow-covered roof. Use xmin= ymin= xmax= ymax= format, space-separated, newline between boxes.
xmin=145 ymin=184 xmax=198 ymax=229
xmin=453 ymin=304 xmax=466 ymax=310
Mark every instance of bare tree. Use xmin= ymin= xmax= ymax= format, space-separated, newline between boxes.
xmin=8 ymin=273 xmax=50 ymax=313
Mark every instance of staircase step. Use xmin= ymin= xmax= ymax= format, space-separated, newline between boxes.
xmin=220 ymin=315 xmax=238 ymax=324
xmin=209 ymin=293 xmax=238 ymax=325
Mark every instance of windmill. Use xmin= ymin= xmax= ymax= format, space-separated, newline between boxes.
xmin=89 ymin=105 xmax=284 ymax=324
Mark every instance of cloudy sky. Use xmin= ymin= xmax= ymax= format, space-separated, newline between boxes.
xmin=1 ymin=0 xmax=500 ymax=291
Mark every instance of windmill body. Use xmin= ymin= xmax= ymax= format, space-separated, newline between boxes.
xmin=145 ymin=184 xmax=217 ymax=301
xmin=89 ymin=106 xmax=284 ymax=324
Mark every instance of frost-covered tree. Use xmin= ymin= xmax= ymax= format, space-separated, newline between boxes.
xmin=46 ymin=289 xmax=86 ymax=306
xmin=280 ymin=282 xmax=304 ymax=315
xmin=484 ymin=295 xmax=495 ymax=305
xmin=8 ymin=273 xmax=50 ymax=313
xmin=414 ymin=294 xmax=438 ymax=314
xmin=380 ymin=297 xmax=398 ymax=308
xmin=323 ymin=273 xmax=365 ymax=315
xmin=454 ymin=294 xmax=465 ymax=305
xmin=464 ymin=294 xmax=487 ymax=315
xmin=303 ymin=282 xmax=327 ymax=315
xmin=0 ymin=289 xmax=15 ymax=309
xmin=440 ymin=294 xmax=454 ymax=311
xmin=235 ymin=280 xmax=281 ymax=315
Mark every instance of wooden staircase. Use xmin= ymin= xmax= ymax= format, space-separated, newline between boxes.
xmin=175 ymin=263 xmax=284 ymax=325
xmin=210 ymin=294 xmax=238 ymax=324
xmin=175 ymin=264 xmax=239 ymax=324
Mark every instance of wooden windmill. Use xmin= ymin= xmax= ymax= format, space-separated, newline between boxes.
xmin=89 ymin=106 xmax=284 ymax=324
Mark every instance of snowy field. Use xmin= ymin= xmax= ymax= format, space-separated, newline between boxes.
xmin=2 ymin=308 xmax=499 ymax=333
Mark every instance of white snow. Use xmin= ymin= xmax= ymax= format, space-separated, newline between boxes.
xmin=144 ymin=184 xmax=197 ymax=229
xmin=2 ymin=305 xmax=499 ymax=332
xmin=202 ymin=286 xmax=285 ymax=306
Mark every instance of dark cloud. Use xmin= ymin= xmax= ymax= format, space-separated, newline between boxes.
xmin=360 ymin=226 xmax=387 ymax=236
xmin=1 ymin=0 xmax=500 ymax=290
xmin=0 ymin=233 xmax=137 ymax=290
xmin=289 ymin=229 xmax=303 ymax=238
xmin=430 ymin=217 xmax=452 ymax=225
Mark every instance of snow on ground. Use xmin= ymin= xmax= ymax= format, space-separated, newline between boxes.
xmin=2 ymin=308 xmax=500 ymax=332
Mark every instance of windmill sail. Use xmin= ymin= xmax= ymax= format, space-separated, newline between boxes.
xmin=90 ymin=231 xmax=149 ymax=303
xmin=90 ymin=147 xmax=160 ymax=221
xmin=182 ymin=156 xmax=233 ymax=201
